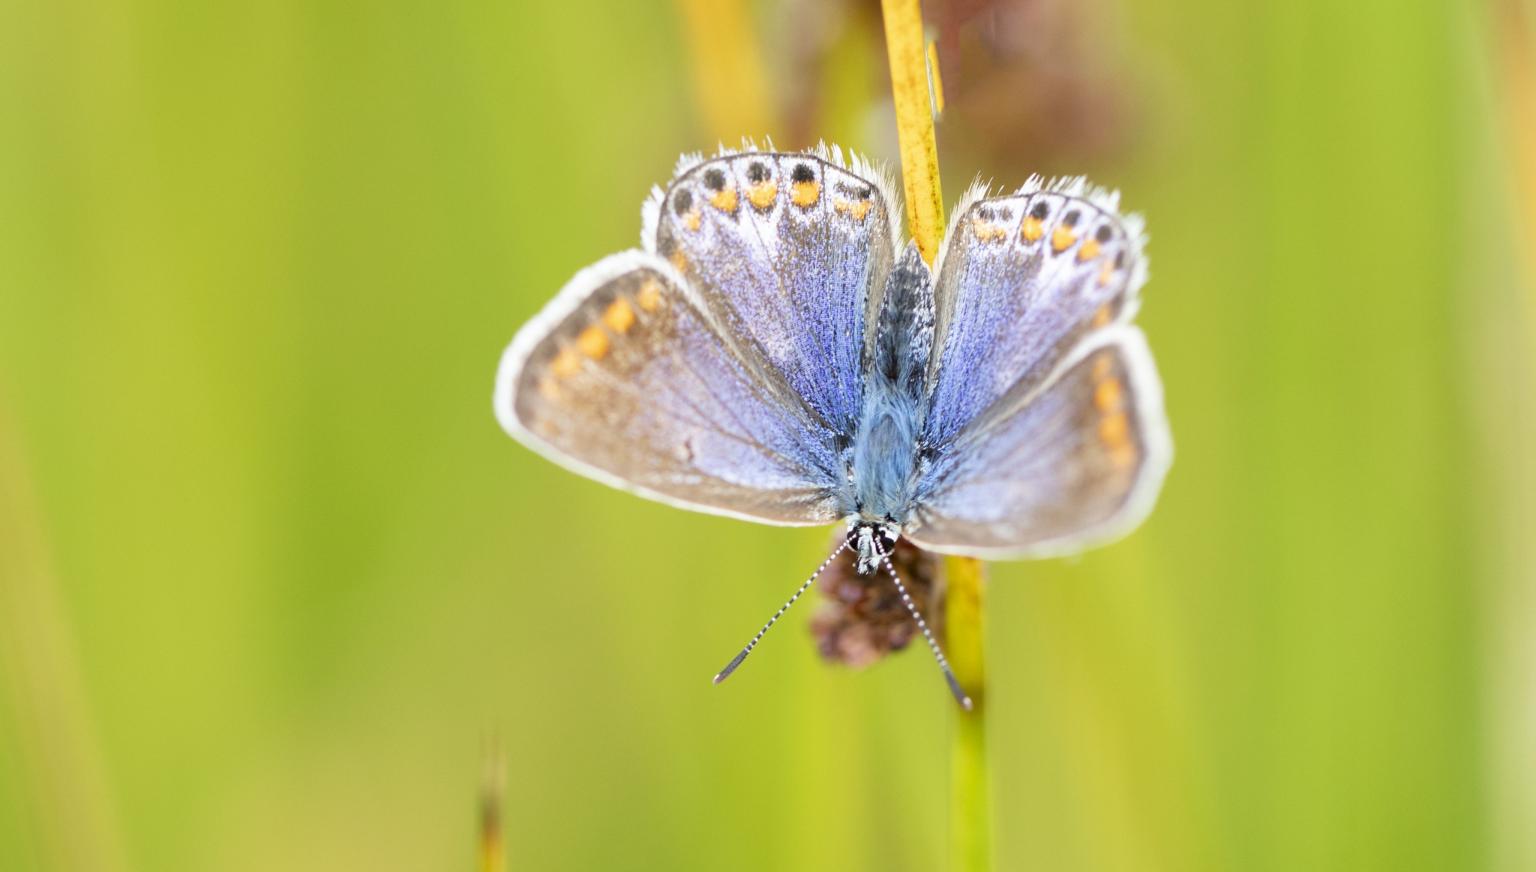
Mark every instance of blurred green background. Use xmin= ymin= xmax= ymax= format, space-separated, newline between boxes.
xmin=2 ymin=0 xmax=1533 ymax=870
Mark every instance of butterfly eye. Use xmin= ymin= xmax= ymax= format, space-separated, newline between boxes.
xmin=702 ymin=168 xmax=727 ymax=191
xmin=746 ymin=161 xmax=771 ymax=183
xmin=1095 ymin=224 xmax=1114 ymax=243
xmin=1029 ymin=201 xmax=1050 ymax=220
xmin=1062 ymin=209 xmax=1081 ymax=227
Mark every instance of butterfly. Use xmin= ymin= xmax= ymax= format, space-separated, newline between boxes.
xmin=493 ymin=145 xmax=1171 ymax=706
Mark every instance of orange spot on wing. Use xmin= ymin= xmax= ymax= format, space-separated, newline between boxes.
xmin=636 ymin=279 xmax=663 ymax=312
xmin=748 ymin=181 xmax=777 ymax=210
xmin=1092 ymin=304 xmax=1114 ymax=327
xmin=1077 ymin=239 xmax=1101 ymax=261
xmin=791 ymin=180 xmax=820 ymax=207
xmin=682 ymin=208 xmax=702 ymax=232
xmin=603 ymin=297 xmax=635 ymax=334
xmin=709 ymin=188 xmax=739 ymax=214
xmin=668 ymin=249 xmax=688 ymax=271
xmin=1099 ymin=411 xmax=1129 ymax=451
xmin=1021 ymin=216 xmax=1044 ymax=242
xmin=835 ymin=198 xmax=872 ymax=221
xmin=576 ymin=325 xmax=609 ymax=360
xmin=551 ymin=346 xmax=581 ymax=378
xmin=1051 ymin=225 xmax=1077 ymax=252
xmin=1097 ymin=260 xmax=1116 ymax=287
xmin=1094 ymin=378 xmax=1125 ymax=413
xmin=970 ymin=218 xmax=1006 ymax=243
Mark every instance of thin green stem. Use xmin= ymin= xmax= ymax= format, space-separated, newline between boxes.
xmin=945 ymin=555 xmax=991 ymax=872
xmin=880 ymin=2 xmax=993 ymax=869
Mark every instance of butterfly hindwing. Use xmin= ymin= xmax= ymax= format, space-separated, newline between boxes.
xmin=907 ymin=326 xmax=1171 ymax=556
xmin=495 ymin=251 xmax=843 ymax=526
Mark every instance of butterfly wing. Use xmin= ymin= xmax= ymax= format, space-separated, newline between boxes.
xmin=908 ymin=182 xmax=1170 ymax=556
xmin=908 ymin=326 xmax=1170 ymax=556
xmin=648 ymin=148 xmax=901 ymax=435
xmin=921 ymin=181 xmax=1147 ymax=448
xmin=495 ymin=251 xmax=843 ymax=525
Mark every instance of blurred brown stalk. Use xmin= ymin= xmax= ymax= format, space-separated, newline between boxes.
xmin=675 ymin=0 xmax=783 ymax=142
xmin=479 ymin=739 xmax=505 ymax=872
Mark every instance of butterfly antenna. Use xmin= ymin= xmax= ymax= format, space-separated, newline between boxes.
xmin=873 ymin=540 xmax=973 ymax=710
xmin=713 ymin=539 xmax=851 ymax=685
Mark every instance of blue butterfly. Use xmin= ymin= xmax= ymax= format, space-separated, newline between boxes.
xmin=494 ymin=145 xmax=1171 ymax=706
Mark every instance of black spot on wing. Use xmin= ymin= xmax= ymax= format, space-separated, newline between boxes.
xmin=835 ymin=182 xmax=872 ymax=200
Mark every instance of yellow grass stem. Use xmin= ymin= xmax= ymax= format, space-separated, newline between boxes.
xmin=881 ymin=0 xmax=946 ymax=264
xmin=880 ymin=2 xmax=993 ymax=870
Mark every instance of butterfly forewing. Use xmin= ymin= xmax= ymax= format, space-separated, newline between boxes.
xmin=923 ymin=185 xmax=1145 ymax=449
xmin=908 ymin=326 xmax=1170 ymax=557
xmin=651 ymin=152 xmax=899 ymax=434
xmin=495 ymin=251 xmax=842 ymax=526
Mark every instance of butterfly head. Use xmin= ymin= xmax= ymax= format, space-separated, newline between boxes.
xmin=848 ymin=521 xmax=901 ymax=576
